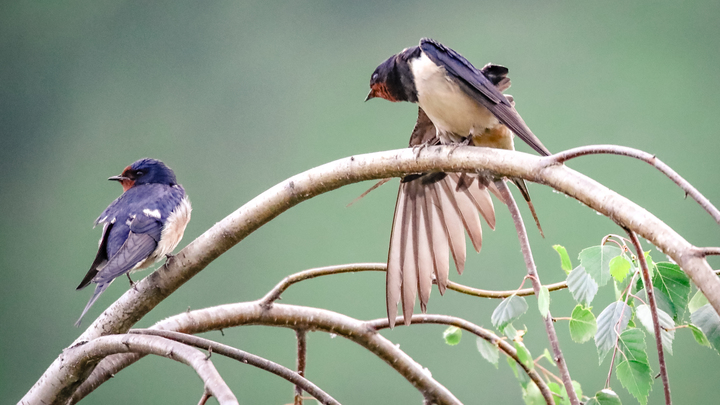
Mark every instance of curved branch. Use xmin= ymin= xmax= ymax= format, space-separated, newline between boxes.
xmin=261 ymin=263 xmax=386 ymax=304
xmin=54 ymin=334 xmax=237 ymax=404
xmin=129 ymin=329 xmax=339 ymax=405
xmin=627 ymin=230 xmax=671 ymax=404
xmin=447 ymin=279 xmax=567 ymax=298
xmin=547 ymin=145 xmax=720 ymax=224
xmin=368 ymin=314 xmax=555 ymax=405
xmin=75 ymin=302 xmax=463 ymax=405
xmin=24 ymin=145 xmax=720 ymax=404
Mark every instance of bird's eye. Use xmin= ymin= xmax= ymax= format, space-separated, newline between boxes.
xmin=372 ymin=73 xmax=379 ymax=81
xmin=135 ymin=171 xmax=144 ymax=177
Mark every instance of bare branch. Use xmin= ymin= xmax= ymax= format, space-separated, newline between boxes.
xmin=496 ymin=179 xmax=577 ymax=405
xmin=59 ymin=334 xmax=237 ymax=404
xmin=295 ymin=329 xmax=308 ymax=405
xmin=24 ymin=146 xmax=720 ymax=403
xmin=75 ymin=302 xmax=462 ymax=405
xmin=627 ymin=230 xmax=672 ymax=404
xmin=261 ymin=263 xmax=386 ymax=305
xmin=547 ymin=145 xmax=720 ymax=224
xmin=368 ymin=314 xmax=555 ymax=405
xmin=699 ymin=247 xmax=720 ymax=256
xmin=128 ymin=329 xmax=339 ymax=405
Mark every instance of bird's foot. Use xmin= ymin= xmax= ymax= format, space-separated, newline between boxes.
xmin=448 ymin=136 xmax=472 ymax=155
xmin=127 ymin=273 xmax=138 ymax=291
xmin=411 ymin=143 xmax=428 ymax=158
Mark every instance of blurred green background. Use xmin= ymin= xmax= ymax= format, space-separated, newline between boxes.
xmin=2 ymin=1 xmax=719 ymax=403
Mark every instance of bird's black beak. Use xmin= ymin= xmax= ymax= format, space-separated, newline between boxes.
xmin=108 ymin=175 xmax=130 ymax=182
xmin=365 ymin=89 xmax=376 ymax=102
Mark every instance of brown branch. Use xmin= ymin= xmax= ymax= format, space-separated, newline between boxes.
xmin=128 ymin=329 xmax=339 ymax=405
xmin=24 ymin=146 xmax=720 ymax=403
xmin=295 ymin=329 xmax=308 ymax=405
xmin=547 ymin=144 xmax=720 ymax=224
xmin=627 ymin=230 xmax=672 ymax=404
xmin=368 ymin=314 xmax=555 ymax=405
xmin=63 ymin=334 xmax=237 ymax=404
xmin=496 ymin=179 xmax=576 ymax=405
xmin=74 ymin=302 xmax=462 ymax=405
xmin=260 ymin=263 xmax=386 ymax=305
xmin=699 ymin=247 xmax=720 ymax=256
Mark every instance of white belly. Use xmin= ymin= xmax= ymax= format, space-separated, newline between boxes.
xmin=410 ymin=53 xmax=500 ymax=144
xmin=138 ymin=195 xmax=192 ymax=269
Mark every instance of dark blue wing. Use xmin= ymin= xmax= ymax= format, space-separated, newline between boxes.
xmin=76 ymin=222 xmax=113 ymax=290
xmin=92 ymin=214 xmax=161 ymax=284
xmin=419 ymin=38 xmax=551 ymax=156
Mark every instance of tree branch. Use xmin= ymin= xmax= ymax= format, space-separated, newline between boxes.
xmin=368 ymin=314 xmax=556 ymax=405
xmin=295 ymin=329 xmax=308 ymax=405
xmin=73 ymin=302 xmax=463 ymax=405
xmin=24 ymin=145 xmax=720 ymax=404
xmin=496 ymin=179 xmax=577 ymax=405
xmin=53 ymin=334 xmax=237 ymax=404
xmin=547 ymin=145 xmax=720 ymax=224
xmin=127 ymin=329 xmax=338 ymax=405
xmin=627 ymin=230 xmax=672 ymax=404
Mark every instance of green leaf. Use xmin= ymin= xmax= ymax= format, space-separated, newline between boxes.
xmin=618 ymin=328 xmax=649 ymax=365
xmin=538 ymin=286 xmax=550 ymax=318
xmin=596 ymin=301 xmax=632 ymax=364
xmin=492 ymin=295 xmax=528 ymax=330
xmin=515 ymin=341 xmax=534 ymax=370
xmin=522 ymin=382 xmax=544 ymax=405
xmin=540 ymin=348 xmax=555 ymax=366
xmin=443 ymin=326 xmax=461 ymax=346
xmin=476 ymin=337 xmax=499 ymax=368
xmin=547 ymin=382 xmax=562 ymax=400
xmin=652 ymin=262 xmax=691 ymax=321
xmin=567 ymin=265 xmax=599 ymax=305
xmin=616 ymin=360 xmax=652 ymax=405
xmin=691 ymin=304 xmax=720 ymax=353
xmin=502 ymin=323 xmax=520 ymax=341
xmin=609 ymin=255 xmax=631 ymax=282
xmin=635 ymin=304 xmax=675 ymax=355
xmin=688 ymin=324 xmax=711 ymax=347
xmin=688 ymin=289 xmax=709 ymax=314
xmin=636 ymin=288 xmax=675 ymax=319
xmin=553 ymin=245 xmax=573 ymax=274
xmin=595 ymin=388 xmax=623 ymax=405
xmin=507 ymin=355 xmax=531 ymax=389
xmin=585 ymin=398 xmax=600 ymax=405
xmin=569 ymin=304 xmax=597 ymax=343
xmin=579 ymin=245 xmax=621 ymax=287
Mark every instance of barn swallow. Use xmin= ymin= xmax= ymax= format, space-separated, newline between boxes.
xmin=367 ymin=38 xmax=550 ymax=327
xmin=75 ymin=158 xmax=191 ymax=326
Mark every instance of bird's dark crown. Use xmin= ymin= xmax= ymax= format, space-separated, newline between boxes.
xmin=115 ymin=158 xmax=177 ymax=189
xmin=367 ymin=46 xmax=420 ymax=103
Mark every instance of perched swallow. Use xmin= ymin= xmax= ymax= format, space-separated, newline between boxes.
xmin=75 ymin=158 xmax=191 ymax=326
xmin=367 ymin=38 xmax=551 ymax=327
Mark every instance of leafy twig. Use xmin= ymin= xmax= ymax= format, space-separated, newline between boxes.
xmin=496 ymin=179 xmax=578 ymax=405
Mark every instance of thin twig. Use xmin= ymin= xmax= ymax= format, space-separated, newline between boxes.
xmin=368 ymin=314 xmax=555 ymax=405
xmin=627 ymin=230 xmax=672 ymax=404
xmin=261 ymin=263 xmax=386 ymax=305
xmin=129 ymin=329 xmax=340 ymax=405
xmin=546 ymin=145 xmax=720 ymax=225
xmin=496 ymin=179 xmax=577 ymax=405
xmin=699 ymin=247 xmax=720 ymax=256
xmin=295 ymin=329 xmax=307 ymax=405
xmin=446 ymin=279 xmax=568 ymax=298
xmin=198 ymin=390 xmax=212 ymax=405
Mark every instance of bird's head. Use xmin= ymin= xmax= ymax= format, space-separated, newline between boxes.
xmin=366 ymin=55 xmax=397 ymax=102
xmin=109 ymin=158 xmax=177 ymax=192
xmin=366 ymin=46 xmax=420 ymax=103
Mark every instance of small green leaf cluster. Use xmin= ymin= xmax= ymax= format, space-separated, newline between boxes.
xmin=556 ymin=243 xmax=720 ymax=405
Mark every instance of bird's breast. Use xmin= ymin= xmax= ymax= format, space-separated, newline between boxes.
xmin=410 ymin=52 xmax=500 ymax=144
